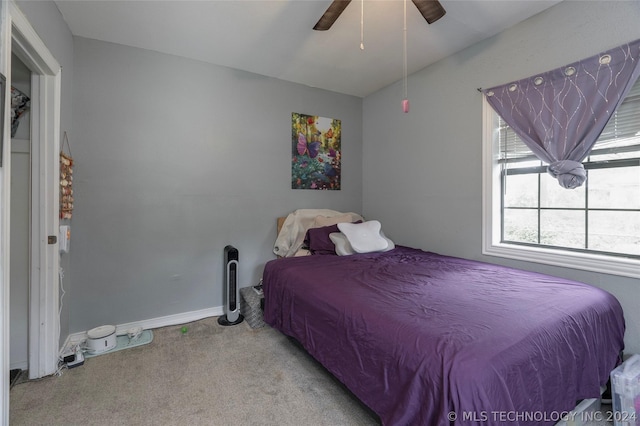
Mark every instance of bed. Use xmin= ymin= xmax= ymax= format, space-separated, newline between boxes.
xmin=263 ymin=214 xmax=625 ymax=425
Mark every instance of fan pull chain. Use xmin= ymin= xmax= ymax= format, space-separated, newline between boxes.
xmin=402 ymin=0 xmax=409 ymax=113
xmin=360 ymin=0 xmax=365 ymax=50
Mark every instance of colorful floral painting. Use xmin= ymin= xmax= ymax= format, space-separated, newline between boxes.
xmin=291 ymin=113 xmax=341 ymax=190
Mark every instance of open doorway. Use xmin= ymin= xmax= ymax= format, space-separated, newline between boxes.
xmin=9 ymin=52 xmax=31 ymax=385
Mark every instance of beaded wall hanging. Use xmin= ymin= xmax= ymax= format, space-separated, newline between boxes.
xmin=60 ymin=132 xmax=74 ymax=220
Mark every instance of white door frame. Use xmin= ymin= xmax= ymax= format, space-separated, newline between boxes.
xmin=1 ymin=1 xmax=10 ymax=423
xmin=0 ymin=6 xmax=60 ymax=422
xmin=10 ymin=1 xmax=61 ymax=381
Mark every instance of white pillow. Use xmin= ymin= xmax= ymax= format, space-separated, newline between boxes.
xmin=329 ymin=232 xmax=356 ymax=256
xmin=380 ymin=231 xmax=395 ymax=251
xmin=337 ymin=220 xmax=389 ymax=253
xmin=330 ymin=231 xmax=395 ymax=256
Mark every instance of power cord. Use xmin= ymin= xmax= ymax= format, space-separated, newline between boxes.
xmin=55 ymin=266 xmax=66 ymax=376
xmin=58 ymin=266 xmax=66 ymax=318
xmin=57 ymin=267 xmax=67 ymax=364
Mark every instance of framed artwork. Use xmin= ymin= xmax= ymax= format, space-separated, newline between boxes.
xmin=0 ymin=73 xmax=5 ymax=167
xmin=291 ymin=112 xmax=341 ymax=190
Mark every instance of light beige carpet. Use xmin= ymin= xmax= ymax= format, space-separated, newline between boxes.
xmin=10 ymin=317 xmax=379 ymax=426
xmin=9 ymin=317 xmax=616 ymax=426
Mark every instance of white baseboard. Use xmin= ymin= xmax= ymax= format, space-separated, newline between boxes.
xmin=62 ymin=306 xmax=224 ymax=353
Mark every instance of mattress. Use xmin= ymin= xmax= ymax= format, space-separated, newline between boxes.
xmin=263 ymin=246 xmax=625 ymax=425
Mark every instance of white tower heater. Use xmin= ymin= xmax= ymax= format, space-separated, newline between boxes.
xmin=218 ymin=245 xmax=244 ymax=326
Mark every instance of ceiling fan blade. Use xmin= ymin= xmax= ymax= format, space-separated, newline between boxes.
xmin=412 ymin=0 xmax=446 ymax=24
xmin=313 ymin=0 xmax=352 ymax=31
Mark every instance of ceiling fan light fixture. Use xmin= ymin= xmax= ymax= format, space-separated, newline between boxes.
xmin=313 ymin=0 xmax=445 ymax=31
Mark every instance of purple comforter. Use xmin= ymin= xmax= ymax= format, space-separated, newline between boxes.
xmin=263 ymin=246 xmax=625 ymax=425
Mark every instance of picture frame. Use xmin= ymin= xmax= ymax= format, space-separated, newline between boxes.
xmin=0 ymin=73 xmax=5 ymax=167
xmin=291 ymin=112 xmax=341 ymax=190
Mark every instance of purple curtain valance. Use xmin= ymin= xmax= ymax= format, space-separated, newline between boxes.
xmin=483 ymin=39 xmax=640 ymax=188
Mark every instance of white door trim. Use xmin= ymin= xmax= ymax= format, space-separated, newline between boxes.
xmin=9 ymin=1 xmax=61 ymax=381
xmin=0 ymin=3 xmax=61 ymax=419
xmin=1 ymin=1 xmax=11 ymax=423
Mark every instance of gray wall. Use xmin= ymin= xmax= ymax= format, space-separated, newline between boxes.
xmin=14 ymin=0 xmax=74 ymax=348
xmin=363 ymin=1 xmax=640 ymax=354
xmin=19 ymin=0 xmax=638 ymax=357
xmin=70 ymin=37 xmax=362 ymax=332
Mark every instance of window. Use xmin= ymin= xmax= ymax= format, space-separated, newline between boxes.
xmin=482 ymin=79 xmax=640 ymax=279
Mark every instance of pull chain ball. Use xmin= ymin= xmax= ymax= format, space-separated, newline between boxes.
xmin=402 ymin=99 xmax=410 ymax=113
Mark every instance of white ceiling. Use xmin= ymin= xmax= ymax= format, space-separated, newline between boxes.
xmin=54 ymin=0 xmax=562 ymax=98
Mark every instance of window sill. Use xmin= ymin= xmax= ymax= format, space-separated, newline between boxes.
xmin=482 ymin=242 xmax=640 ymax=280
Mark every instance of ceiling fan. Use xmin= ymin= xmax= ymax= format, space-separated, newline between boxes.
xmin=313 ymin=0 xmax=446 ymax=31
